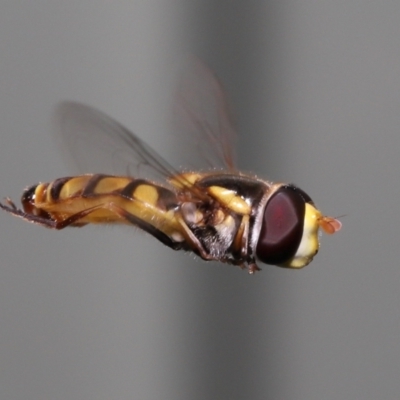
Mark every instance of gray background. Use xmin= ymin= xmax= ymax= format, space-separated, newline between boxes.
xmin=0 ymin=2 xmax=399 ymax=399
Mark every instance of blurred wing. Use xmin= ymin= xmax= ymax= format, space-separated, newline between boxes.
xmin=170 ymin=57 xmax=238 ymax=172
xmin=54 ymin=101 xmax=180 ymax=184
xmin=54 ymin=58 xmax=238 ymax=186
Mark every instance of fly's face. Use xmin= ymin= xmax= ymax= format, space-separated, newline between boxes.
xmin=0 ymin=57 xmax=341 ymax=273
xmin=254 ymin=184 xmax=341 ymax=268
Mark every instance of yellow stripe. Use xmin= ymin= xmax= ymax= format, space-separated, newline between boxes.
xmin=94 ymin=177 xmax=132 ymax=194
xmin=133 ymin=184 xmax=159 ymax=206
xmin=59 ymin=176 xmax=91 ymax=199
xmin=208 ymin=186 xmax=251 ymax=215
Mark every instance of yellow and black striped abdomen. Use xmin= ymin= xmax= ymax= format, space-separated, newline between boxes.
xmin=20 ymin=174 xmax=185 ymax=247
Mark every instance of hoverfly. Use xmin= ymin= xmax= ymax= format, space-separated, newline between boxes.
xmin=0 ymin=60 xmax=341 ymax=273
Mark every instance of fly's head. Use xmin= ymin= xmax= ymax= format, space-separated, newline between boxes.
xmin=255 ymin=185 xmax=341 ymax=268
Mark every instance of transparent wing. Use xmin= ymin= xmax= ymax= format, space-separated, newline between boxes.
xmin=54 ymin=58 xmax=238 ymax=185
xmin=170 ymin=56 xmax=237 ymax=172
xmin=54 ymin=101 xmax=181 ymax=184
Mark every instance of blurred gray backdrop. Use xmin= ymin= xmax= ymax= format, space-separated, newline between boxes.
xmin=0 ymin=2 xmax=399 ymax=399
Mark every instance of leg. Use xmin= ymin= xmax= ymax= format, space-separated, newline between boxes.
xmin=0 ymin=198 xmax=102 ymax=229
xmin=174 ymin=214 xmax=216 ymax=261
xmin=105 ymin=202 xmax=183 ymax=250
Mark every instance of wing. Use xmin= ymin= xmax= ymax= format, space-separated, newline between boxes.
xmin=170 ymin=56 xmax=237 ymax=172
xmin=54 ymin=101 xmax=181 ymax=184
xmin=54 ymin=58 xmax=238 ymax=185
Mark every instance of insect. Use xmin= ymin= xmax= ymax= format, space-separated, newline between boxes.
xmin=0 ymin=61 xmax=341 ymax=273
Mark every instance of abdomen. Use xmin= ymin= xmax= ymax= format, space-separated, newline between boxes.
xmin=21 ymin=174 xmax=184 ymax=240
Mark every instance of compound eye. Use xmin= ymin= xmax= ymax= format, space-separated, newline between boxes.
xmin=256 ymin=186 xmax=307 ymax=265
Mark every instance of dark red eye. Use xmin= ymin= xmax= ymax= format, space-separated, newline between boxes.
xmin=256 ymin=185 xmax=310 ymax=265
